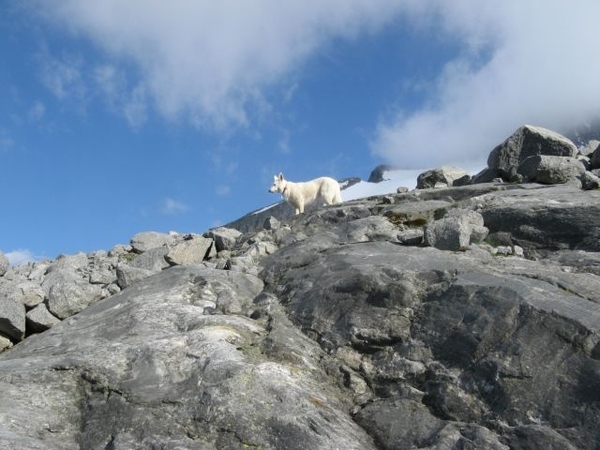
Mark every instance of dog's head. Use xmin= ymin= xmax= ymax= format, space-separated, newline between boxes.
xmin=269 ymin=173 xmax=286 ymax=194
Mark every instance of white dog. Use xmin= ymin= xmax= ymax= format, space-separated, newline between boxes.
xmin=269 ymin=173 xmax=342 ymax=215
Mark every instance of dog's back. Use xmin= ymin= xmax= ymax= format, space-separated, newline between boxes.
xmin=313 ymin=177 xmax=341 ymax=205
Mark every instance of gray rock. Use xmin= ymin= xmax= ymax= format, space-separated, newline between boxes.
xmin=417 ymin=166 xmax=469 ymax=189
xmin=130 ymin=231 xmax=176 ymax=253
xmin=16 ymin=281 xmax=45 ymax=308
xmin=224 ymin=255 xmax=258 ymax=274
xmin=368 ymin=164 xmax=401 ymax=183
xmin=240 ymin=241 xmax=278 ymax=261
xmin=0 ymin=266 xmax=375 ymax=450
xmin=471 ymin=167 xmax=500 ymax=184
xmin=40 ymin=254 xmax=105 ymax=320
xmin=129 ymin=246 xmax=170 ymax=272
xmin=0 ymin=290 xmax=26 ymax=341
xmin=27 ymin=261 xmax=50 ymax=282
xmin=45 ymin=253 xmax=88 ymax=275
xmin=262 ymin=216 xmax=281 ymax=230
xmin=0 ymin=252 xmax=8 ymax=277
xmin=580 ymin=170 xmax=600 ymax=190
xmin=488 ymin=125 xmax=577 ymax=181
xmin=355 ymin=398 xmax=444 ymax=446
xmin=397 ymin=228 xmax=424 ymax=245
xmin=261 ymin=218 xmax=600 ymax=448
xmin=423 ymin=209 xmax=488 ymax=251
xmin=517 ymin=155 xmax=585 ymax=184
xmin=166 ymin=236 xmax=214 ymax=266
xmin=26 ymin=303 xmax=61 ymax=333
xmin=480 ymin=184 xmax=600 ymax=252
xmin=591 ymin=141 xmax=600 ymax=168
xmin=205 ymin=227 xmax=242 ymax=251
xmin=505 ymin=425 xmax=580 ymax=450
xmin=115 ymin=263 xmax=155 ymax=290
xmin=45 ymin=276 xmax=104 ymax=320
xmin=87 ymin=253 xmax=118 ymax=285
xmin=108 ymin=243 xmax=132 ymax=257
xmin=580 ymin=139 xmax=600 ymax=157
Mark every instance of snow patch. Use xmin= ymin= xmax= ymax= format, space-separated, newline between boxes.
xmin=342 ymin=169 xmax=423 ymax=201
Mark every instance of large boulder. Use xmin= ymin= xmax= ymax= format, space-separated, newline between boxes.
xmin=165 ymin=235 xmax=215 ymax=266
xmin=129 ymin=246 xmax=170 ymax=272
xmin=517 ymin=155 xmax=585 ymax=185
xmin=205 ymin=227 xmax=242 ymax=252
xmin=0 ymin=289 xmax=26 ymax=341
xmin=591 ymin=141 xmax=600 ymax=169
xmin=130 ymin=231 xmax=176 ymax=253
xmin=416 ymin=166 xmax=470 ymax=189
xmin=115 ymin=263 xmax=155 ymax=290
xmin=0 ymin=266 xmax=377 ymax=450
xmin=15 ymin=282 xmax=45 ymax=308
xmin=580 ymin=139 xmax=600 ymax=157
xmin=41 ymin=254 xmax=105 ymax=319
xmin=368 ymin=164 xmax=401 ymax=183
xmin=423 ymin=209 xmax=488 ymax=251
xmin=25 ymin=303 xmax=61 ymax=333
xmin=479 ymin=184 xmax=600 ymax=252
xmin=488 ymin=125 xmax=577 ymax=181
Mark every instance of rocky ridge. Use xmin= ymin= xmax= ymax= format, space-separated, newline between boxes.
xmin=0 ymin=124 xmax=600 ymax=449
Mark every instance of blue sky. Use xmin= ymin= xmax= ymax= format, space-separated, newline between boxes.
xmin=2 ymin=1 xmax=599 ymax=263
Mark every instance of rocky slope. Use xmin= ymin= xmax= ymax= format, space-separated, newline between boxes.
xmin=1 ymin=125 xmax=600 ymax=449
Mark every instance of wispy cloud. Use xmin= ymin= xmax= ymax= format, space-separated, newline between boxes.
xmin=0 ymin=129 xmax=14 ymax=153
xmin=5 ymin=249 xmax=37 ymax=266
xmin=28 ymin=101 xmax=46 ymax=121
xmin=159 ymin=197 xmax=190 ymax=215
xmin=216 ymin=185 xmax=231 ymax=196
xmin=37 ymin=47 xmax=88 ymax=112
xmin=28 ymin=0 xmax=407 ymax=130
xmin=277 ymin=129 xmax=292 ymax=154
xmin=94 ymin=64 xmax=148 ymax=127
xmin=370 ymin=1 xmax=600 ymax=168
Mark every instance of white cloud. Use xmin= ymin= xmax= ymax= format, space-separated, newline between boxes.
xmin=277 ymin=130 xmax=292 ymax=155
xmin=216 ymin=185 xmax=231 ymax=196
xmin=0 ymin=129 xmax=14 ymax=152
xmin=94 ymin=64 xmax=148 ymax=127
xmin=159 ymin=197 xmax=190 ymax=215
xmin=37 ymin=47 xmax=88 ymax=109
xmin=28 ymin=101 xmax=46 ymax=121
xmin=5 ymin=249 xmax=36 ymax=266
xmin=371 ymin=0 xmax=600 ymax=168
xmin=29 ymin=0 xmax=407 ymax=130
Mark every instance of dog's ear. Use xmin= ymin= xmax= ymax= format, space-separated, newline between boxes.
xmin=278 ymin=173 xmax=284 ymax=181
xmin=273 ymin=175 xmax=278 ymax=181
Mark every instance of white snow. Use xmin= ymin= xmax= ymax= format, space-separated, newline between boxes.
xmin=251 ymin=202 xmax=282 ymax=215
xmin=341 ymin=169 xmax=423 ymax=201
xmin=342 ymin=164 xmax=486 ymax=201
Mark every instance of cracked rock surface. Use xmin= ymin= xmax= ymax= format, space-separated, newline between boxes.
xmin=1 ymin=182 xmax=600 ymax=449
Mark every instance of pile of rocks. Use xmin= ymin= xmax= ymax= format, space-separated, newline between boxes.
xmin=475 ymin=124 xmax=600 ymax=188
xmin=0 ymin=229 xmax=244 ymax=351
xmin=1 ymin=124 xmax=600 ymax=449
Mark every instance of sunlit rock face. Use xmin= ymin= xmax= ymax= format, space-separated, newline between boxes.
xmin=2 ymin=125 xmax=600 ymax=449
